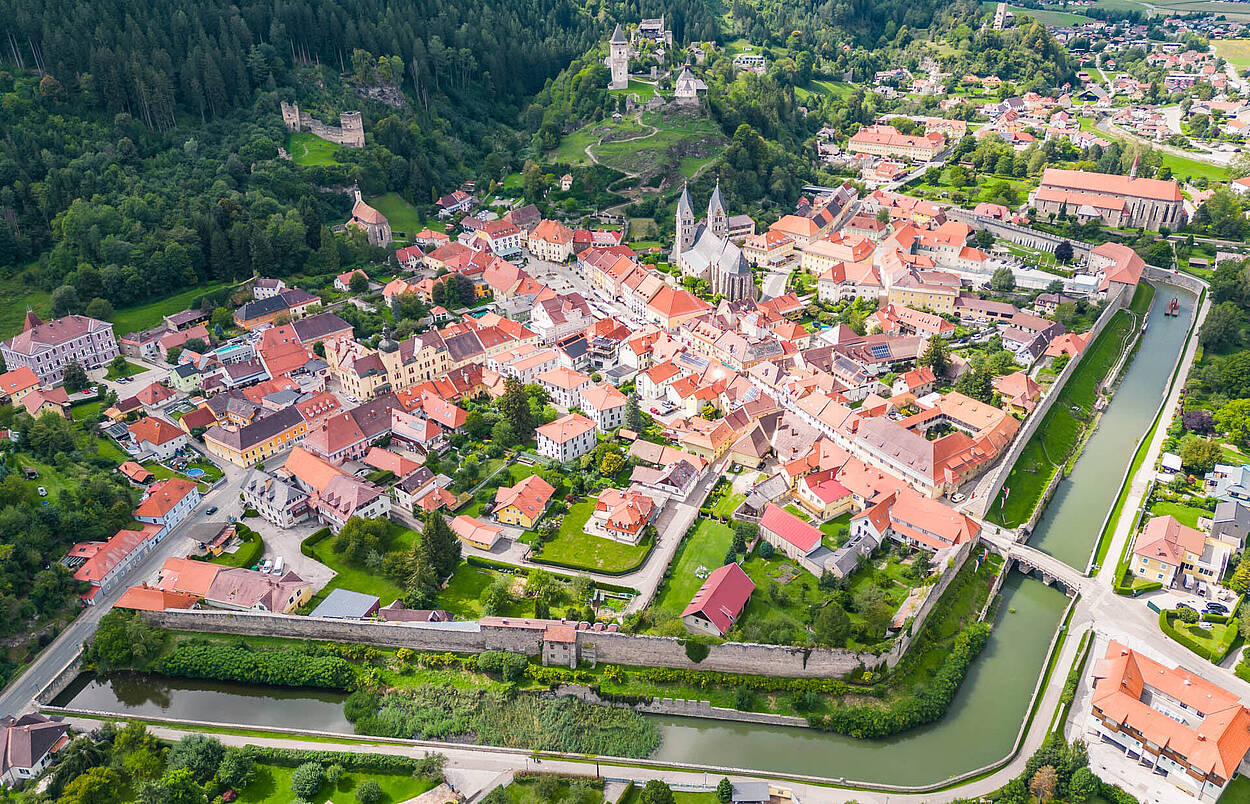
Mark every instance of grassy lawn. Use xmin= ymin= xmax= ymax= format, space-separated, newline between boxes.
xmin=608 ymin=78 xmax=657 ymax=101
xmin=237 ymin=763 xmax=434 ymax=804
xmin=648 ymin=520 xmax=736 ymax=619
xmin=1216 ymin=39 xmax=1250 ymax=68
xmin=111 ymin=282 xmax=229 ymax=336
xmin=1219 ymin=775 xmax=1250 ymax=804
xmin=140 ymin=460 xmax=177 ymax=481
xmin=783 ymin=503 xmax=811 ymax=521
xmin=1161 ymin=610 xmax=1239 ymax=663
xmin=368 ymin=192 xmax=426 ymax=239
xmin=71 ymin=400 xmax=103 ymax=421
xmin=306 ymin=522 xmax=420 ymax=606
xmin=0 ymin=271 xmax=52 ymax=338
xmin=501 ymin=778 xmax=605 ymax=804
xmin=532 ymin=500 xmax=650 ymax=573
xmin=978 ymin=1 xmax=1092 ymax=25
xmin=438 ymin=563 xmax=534 ymax=619
xmin=819 ymin=512 xmax=852 ymax=549
xmin=590 ymin=112 xmax=725 ymax=180
xmin=1160 ymin=150 xmax=1230 ymax=183
xmin=11 ymin=452 xmax=77 ymax=497
xmin=621 ymin=790 xmax=715 ymax=804
xmin=992 ymin=308 xmax=1136 ymax=527
xmin=287 ymin=132 xmax=342 ymax=166
xmin=1149 ymin=500 xmax=1209 ymax=528
xmin=105 ymin=359 xmax=145 ymax=379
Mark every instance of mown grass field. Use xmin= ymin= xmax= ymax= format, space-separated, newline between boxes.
xmin=287 ymin=132 xmax=342 ymax=166
xmin=1216 ymin=39 xmax=1250 ymax=68
xmin=304 ymin=522 xmax=420 ymax=606
xmin=239 ymin=763 xmax=434 ymax=804
xmin=648 ymin=520 xmax=736 ymax=619
xmin=533 ymin=500 xmax=650 ymax=572
xmin=368 ymin=192 xmax=426 ymax=238
xmin=111 ymin=282 xmax=230 ymax=335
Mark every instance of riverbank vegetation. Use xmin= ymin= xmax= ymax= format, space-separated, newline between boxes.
xmin=991 ymin=283 xmax=1153 ymax=527
xmin=81 ymin=549 xmax=1002 ymax=742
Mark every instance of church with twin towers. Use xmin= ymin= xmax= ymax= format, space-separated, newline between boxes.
xmin=672 ymin=184 xmax=757 ymax=302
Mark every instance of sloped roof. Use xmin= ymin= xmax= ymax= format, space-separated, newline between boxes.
xmin=681 ymin=562 xmax=755 ymax=635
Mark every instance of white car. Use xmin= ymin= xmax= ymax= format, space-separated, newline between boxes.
xmin=950 ymin=492 xmax=967 ymax=503
xmin=37 ymin=486 xmax=47 ymax=497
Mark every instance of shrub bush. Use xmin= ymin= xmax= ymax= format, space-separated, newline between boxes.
xmin=290 ymin=762 xmax=324 ymax=800
xmin=154 ymin=643 xmax=355 ymax=689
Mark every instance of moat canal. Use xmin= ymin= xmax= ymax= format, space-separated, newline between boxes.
xmin=1026 ymin=283 xmax=1196 ymax=568
xmin=54 ymin=575 xmax=1067 ymax=785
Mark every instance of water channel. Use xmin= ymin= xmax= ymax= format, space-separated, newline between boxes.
xmin=1027 ymin=284 xmax=1196 ymax=568
xmin=54 ymin=283 xmax=1197 ymax=786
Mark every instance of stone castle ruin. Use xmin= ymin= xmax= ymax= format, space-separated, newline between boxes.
xmin=280 ymin=102 xmax=365 ymax=148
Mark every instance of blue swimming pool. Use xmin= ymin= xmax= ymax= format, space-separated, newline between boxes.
xmin=184 ymin=468 xmax=205 ymax=478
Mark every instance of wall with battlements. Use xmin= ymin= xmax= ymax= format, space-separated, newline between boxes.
xmin=280 ymin=102 xmax=365 ymax=148
xmin=142 ymin=543 xmax=974 ymax=679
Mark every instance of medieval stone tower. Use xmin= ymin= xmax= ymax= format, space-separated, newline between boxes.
xmin=280 ymin=101 xmax=365 ymax=148
xmin=606 ymin=24 xmax=629 ymax=90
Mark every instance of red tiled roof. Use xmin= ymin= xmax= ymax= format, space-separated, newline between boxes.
xmin=681 ymin=562 xmax=755 ymax=635
xmin=760 ymin=503 xmax=823 ymax=553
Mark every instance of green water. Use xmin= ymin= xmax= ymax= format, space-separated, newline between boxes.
xmin=1026 ymin=285 xmax=1196 ymax=568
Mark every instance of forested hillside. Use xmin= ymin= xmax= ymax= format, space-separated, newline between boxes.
xmin=0 ymin=0 xmax=711 ymax=327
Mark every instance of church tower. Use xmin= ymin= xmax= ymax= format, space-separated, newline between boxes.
xmin=673 ymin=185 xmax=696 ymax=264
xmin=606 ymin=24 xmax=629 ymax=90
xmin=707 ymin=181 xmax=728 ymax=241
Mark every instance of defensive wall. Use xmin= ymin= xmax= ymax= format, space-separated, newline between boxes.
xmin=280 ymin=102 xmax=365 ymax=148
xmin=970 ymin=283 xmax=1129 ymax=521
xmin=141 ymin=541 xmax=973 ymax=679
xmin=945 ymin=207 xmax=1094 ymax=258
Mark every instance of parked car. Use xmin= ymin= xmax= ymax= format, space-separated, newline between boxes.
xmin=950 ymin=492 xmax=967 ymax=503
xmin=37 ymin=486 xmax=47 ymax=497
xmin=204 ymin=506 xmax=218 ymax=516
xmin=1176 ymin=602 xmax=1196 ymax=612
xmin=1205 ymin=601 xmax=1230 ymax=615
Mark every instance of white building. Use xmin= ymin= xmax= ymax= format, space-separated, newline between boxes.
xmin=536 ymin=413 xmax=598 ymax=463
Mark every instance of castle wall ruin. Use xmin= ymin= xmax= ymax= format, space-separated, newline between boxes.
xmin=280 ymin=102 xmax=365 ymax=148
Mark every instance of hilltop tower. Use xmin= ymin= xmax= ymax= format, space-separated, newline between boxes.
xmin=606 ymin=24 xmax=629 ymax=90
xmin=338 ymin=111 xmax=366 ymax=148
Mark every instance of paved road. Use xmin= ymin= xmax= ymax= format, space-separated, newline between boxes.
xmin=0 ymin=462 xmax=248 ymax=716
xmin=1096 ymin=117 xmax=1233 ymax=167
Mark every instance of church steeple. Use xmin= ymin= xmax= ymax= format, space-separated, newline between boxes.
xmin=673 ymin=184 xmax=696 ymax=262
xmin=707 ymin=181 xmax=727 ymax=241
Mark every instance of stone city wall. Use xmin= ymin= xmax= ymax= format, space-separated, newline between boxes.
xmin=971 ymin=283 xmax=1129 ymax=521
xmin=35 ymin=654 xmax=85 ymax=705
xmin=1143 ymin=265 xmax=1206 ymax=297
xmin=143 ymin=541 xmax=976 ymax=679
xmin=551 ymin=684 xmax=807 ymax=728
xmin=945 ymin=208 xmax=1093 ymax=258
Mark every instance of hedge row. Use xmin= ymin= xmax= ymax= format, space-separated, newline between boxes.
xmin=1158 ymin=611 xmax=1236 ymax=663
xmin=807 ymin=622 xmax=990 ymax=738
xmin=154 ymin=643 xmax=355 ymax=689
xmin=300 ymin=527 xmax=333 ymax=559
xmin=521 ymin=659 xmax=853 ymax=696
xmin=242 ymin=746 xmax=441 ymax=778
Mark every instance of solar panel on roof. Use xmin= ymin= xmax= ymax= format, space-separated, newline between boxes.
xmin=870 ymin=343 xmax=891 ymax=359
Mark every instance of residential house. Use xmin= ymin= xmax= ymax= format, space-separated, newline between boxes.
xmin=240 ymin=468 xmax=310 ymax=528
xmin=1 ymin=312 xmax=119 ymax=384
xmin=681 ymin=562 xmax=755 ymax=637
xmin=536 ymin=413 xmax=598 ymax=462
xmin=0 ymin=715 xmax=70 ymax=787
xmin=127 ymin=416 xmax=188 ymax=460
xmin=1130 ymin=514 xmax=1231 ymax=591
xmin=493 ymin=474 xmax=556 ymax=528
xmin=451 ymin=515 xmax=504 ymax=550
xmin=133 ymin=478 xmax=202 ymax=530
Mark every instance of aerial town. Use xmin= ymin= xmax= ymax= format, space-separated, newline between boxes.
xmin=3 ymin=1 xmax=1250 ymax=803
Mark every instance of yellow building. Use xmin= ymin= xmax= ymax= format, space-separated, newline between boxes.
xmin=493 ymin=475 xmax=555 ymax=529
xmin=203 ymin=407 xmax=308 ymax=467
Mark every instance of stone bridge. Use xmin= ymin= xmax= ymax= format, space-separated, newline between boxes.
xmin=978 ymin=529 xmax=1087 ymax=595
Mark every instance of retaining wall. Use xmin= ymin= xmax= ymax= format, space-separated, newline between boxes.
xmin=945 ymin=208 xmax=1093 ymax=257
xmin=142 ymin=543 xmax=971 ymax=679
xmin=36 ymin=655 xmax=84 ymax=706
xmin=552 ymin=684 xmax=807 ymax=728
xmin=972 ymin=283 xmax=1129 ymax=520
xmin=1143 ymin=265 xmax=1205 ymax=296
